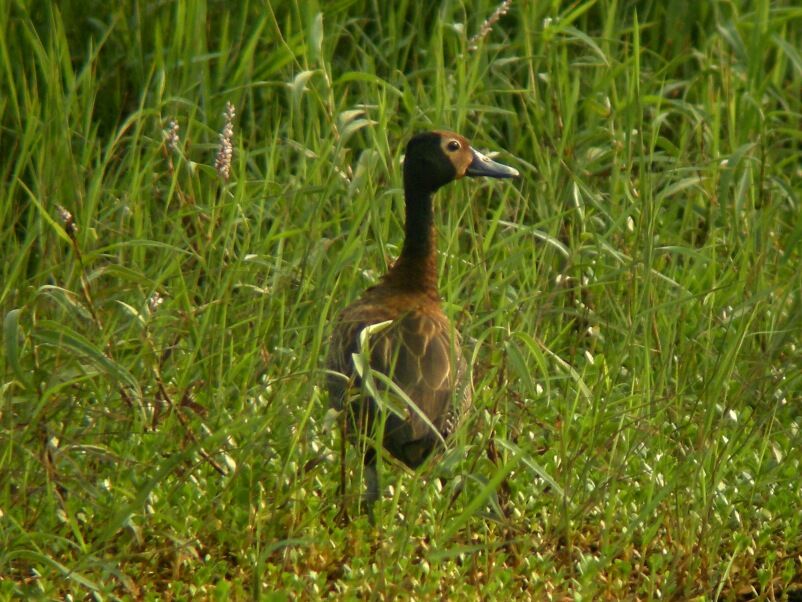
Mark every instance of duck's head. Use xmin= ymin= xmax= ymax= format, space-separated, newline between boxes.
xmin=403 ymin=130 xmax=519 ymax=194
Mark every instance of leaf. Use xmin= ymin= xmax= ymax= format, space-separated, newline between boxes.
xmin=309 ymin=12 xmax=324 ymax=64
xmin=337 ymin=109 xmax=365 ymax=128
xmin=4 ymin=550 xmax=100 ymax=592
xmin=116 ymin=301 xmax=146 ymax=327
xmin=495 ymin=437 xmax=564 ymax=497
xmin=442 ymin=448 xmax=521 ymax=541
xmin=36 ymin=285 xmax=93 ymax=322
xmin=4 ymin=308 xmax=32 ymax=390
xmin=772 ymin=33 xmax=802 ymax=77
xmin=335 ymin=71 xmax=403 ymax=97
xmin=349 ymin=148 xmax=380 ymax=195
xmin=657 ymin=175 xmax=705 ymax=202
xmin=562 ymin=25 xmax=610 ymax=67
xmin=537 ymin=341 xmax=593 ymax=403
xmin=497 ymin=221 xmax=571 ymax=258
xmin=341 ymin=118 xmax=377 ymax=142
xmin=289 ymin=70 xmax=319 ymax=104
xmin=33 ymin=320 xmax=141 ymax=397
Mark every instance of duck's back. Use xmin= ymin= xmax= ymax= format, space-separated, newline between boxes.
xmin=326 ymin=284 xmax=470 ymax=467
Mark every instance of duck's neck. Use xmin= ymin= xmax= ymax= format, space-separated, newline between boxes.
xmin=387 ymin=187 xmax=438 ymax=294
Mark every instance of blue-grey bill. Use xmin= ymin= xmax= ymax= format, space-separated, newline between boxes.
xmin=466 ymin=148 xmax=520 ymax=178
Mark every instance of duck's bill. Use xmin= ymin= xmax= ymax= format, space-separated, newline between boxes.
xmin=467 ymin=149 xmax=520 ymax=178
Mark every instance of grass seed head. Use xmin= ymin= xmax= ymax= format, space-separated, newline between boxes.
xmin=215 ymin=101 xmax=236 ymax=181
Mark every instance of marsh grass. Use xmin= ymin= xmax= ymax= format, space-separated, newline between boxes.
xmin=1 ymin=0 xmax=801 ymax=599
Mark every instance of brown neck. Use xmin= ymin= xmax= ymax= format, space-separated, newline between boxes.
xmin=383 ymin=188 xmax=439 ymax=294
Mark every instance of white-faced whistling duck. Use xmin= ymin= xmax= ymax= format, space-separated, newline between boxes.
xmin=327 ymin=130 xmax=519 ymax=522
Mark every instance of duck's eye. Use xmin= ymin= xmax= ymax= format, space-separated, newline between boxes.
xmin=447 ymin=140 xmax=461 ymax=152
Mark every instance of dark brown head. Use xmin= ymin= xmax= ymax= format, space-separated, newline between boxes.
xmin=403 ymin=130 xmax=519 ymax=194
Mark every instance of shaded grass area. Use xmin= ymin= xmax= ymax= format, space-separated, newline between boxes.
xmin=2 ymin=0 xmax=801 ymax=598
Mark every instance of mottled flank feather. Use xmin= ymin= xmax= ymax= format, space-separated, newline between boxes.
xmin=327 ymin=285 xmax=471 ymax=468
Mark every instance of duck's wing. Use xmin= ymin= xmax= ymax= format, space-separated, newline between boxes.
xmin=327 ymin=303 xmax=469 ymax=466
xmin=326 ymin=299 xmax=396 ymax=410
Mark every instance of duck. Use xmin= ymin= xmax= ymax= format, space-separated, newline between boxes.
xmin=326 ymin=130 xmax=519 ymax=521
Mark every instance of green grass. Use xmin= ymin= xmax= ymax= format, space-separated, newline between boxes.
xmin=2 ymin=0 xmax=801 ymax=599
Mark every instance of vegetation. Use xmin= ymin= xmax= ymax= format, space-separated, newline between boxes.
xmin=2 ymin=0 xmax=801 ymax=598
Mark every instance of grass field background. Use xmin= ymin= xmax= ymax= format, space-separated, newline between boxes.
xmin=2 ymin=0 xmax=801 ymax=598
